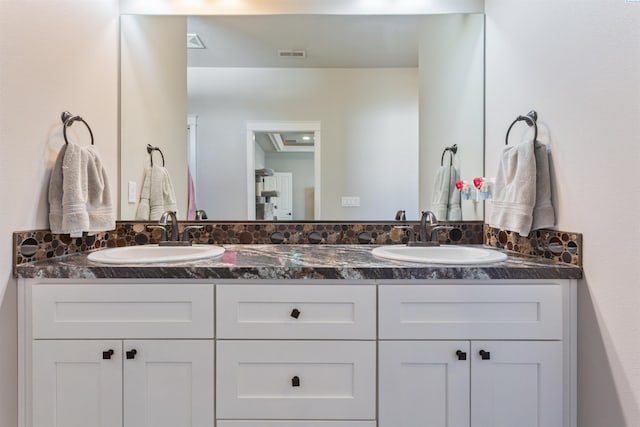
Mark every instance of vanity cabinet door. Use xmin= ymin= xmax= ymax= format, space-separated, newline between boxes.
xmin=32 ymin=340 xmax=123 ymax=427
xmin=124 ymin=340 xmax=215 ymax=427
xmin=470 ymin=341 xmax=563 ymax=427
xmin=379 ymin=341 xmax=470 ymax=427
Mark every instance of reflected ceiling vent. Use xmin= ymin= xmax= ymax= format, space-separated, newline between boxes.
xmin=278 ymin=49 xmax=306 ymax=58
xmin=187 ymin=33 xmax=205 ymax=49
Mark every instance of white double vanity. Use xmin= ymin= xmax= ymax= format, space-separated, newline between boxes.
xmin=16 ymin=244 xmax=580 ymax=427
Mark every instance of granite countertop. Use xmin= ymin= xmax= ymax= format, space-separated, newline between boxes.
xmin=15 ymin=244 xmax=583 ymax=281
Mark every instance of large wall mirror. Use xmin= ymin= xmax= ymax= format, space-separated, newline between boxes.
xmin=120 ymin=13 xmax=484 ymax=222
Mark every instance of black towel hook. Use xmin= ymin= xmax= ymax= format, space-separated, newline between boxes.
xmin=61 ymin=111 xmax=94 ymax=145
xmin=146 ymin=144 xmax=165 ymax=167
xmin=505 ymin=110 xmax=538 ymax=145
xmin=440 ymin=144 xmax=458 ymax=166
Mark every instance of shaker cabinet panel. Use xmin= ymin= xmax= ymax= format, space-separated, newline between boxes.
xmin=471 ymin=341 xmax=564 ymax=427
xmin=217 ymin=340 xmax=376 ymax=420
xmin=32 ymin=284 xmax=214 ymax=339
xmin=124 ymin=340 xmax=215 ymax=427
xmin=32 ymin=340 xmax=123 ymax=427
xmin=379 ymin=284 xmax=563 ymax=340
xmin=217 ymin=284 xmax=376 ymax=339
xmin=218 ymin=422 xmax=376 ymax=427
xmin=379 ymin=341 xmax=470 ymax=427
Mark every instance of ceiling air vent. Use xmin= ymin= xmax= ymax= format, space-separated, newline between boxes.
xmin=187 ymin=33 xmax=205 ymax=49
xmin=278 ymin=49 xmax=306 ymax=58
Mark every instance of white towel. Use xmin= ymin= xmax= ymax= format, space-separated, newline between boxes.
xmin=135 ymin=165 xmax=178 ymax=221
xmin=431 ymin=165 xmax=462 ymax=221
xmin=448 ymin=166 xmax=462 ymax=221
xmin=488 ymin=141 xmax=537 ymax=236
xmin=531 ymin=141 xmax=555 ymax=230
xmin=48 ymin=144 xmax=67 ymax=234
xmin=48 ymin=143 xmax=115 ymax=237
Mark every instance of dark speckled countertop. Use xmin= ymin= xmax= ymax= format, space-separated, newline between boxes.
xmin=15 ymin=244 xmax=583 ymax=281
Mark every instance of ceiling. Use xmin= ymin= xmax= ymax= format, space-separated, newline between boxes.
xmin=255 ymin=131 xmax=315 ymax=153
xmin=187 ymin=15 xmax=423 ymax=68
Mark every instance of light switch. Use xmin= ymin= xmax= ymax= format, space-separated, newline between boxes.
xmin=128 ymin=181 xmax=137 ymax=203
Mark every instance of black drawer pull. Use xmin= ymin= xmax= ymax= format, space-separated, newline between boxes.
xmin=479 ymin=350 xmax=491 ymax=360
xmin=456 ymin=350 xmax=467 ymax=361
xmin=290 ymin=308 xmax=301 ymax=319
xmin=126 ymin=349 xmax=138 ymax=360
xmin=102 ymin=349 xmax=114 ymax=360
xmin=291 ymin=376 xmax=301 ymax=387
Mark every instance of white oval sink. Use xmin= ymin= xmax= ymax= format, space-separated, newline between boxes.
xmin=88 ymin=244 xmax=225 ymax=264
xmin=371 ymin=245 xmax=507 ymax=265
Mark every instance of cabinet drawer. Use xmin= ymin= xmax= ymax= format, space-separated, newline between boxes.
xmin=32 ymin=284 xmax=214 ymax=339
xmin=379 ymin=284 xmax=563 ymax=340
xmin=217 ymin=341 xmax=376 ymax=420
xmin=218 ymin=422 xmax=376 ymax=427
xmin=216 ymin=285 xmax=376 ymax=339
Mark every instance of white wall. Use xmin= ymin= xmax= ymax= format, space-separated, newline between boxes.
xmin=0 ymin=1 xmax=120 ymax=425
xmin=188 ymin=67 xmax=419 ymax=220
xmin=120 ymin=15 xmax=188 ymax=220
xmin=485 ymin=0 xmax=640 ymax=425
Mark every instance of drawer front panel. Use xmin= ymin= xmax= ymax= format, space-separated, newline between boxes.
xmin=32 ymin=284 xmax=214 ymax=339
xmin=379 ymin=284 xmax=562 ymax=340
xmin=217 ymin=341 xmax=376 ymax=420
xmin=217 ymin=285 xmax=376 ymax=339
xmin=218 ymin=422 xmax=376 ymax=427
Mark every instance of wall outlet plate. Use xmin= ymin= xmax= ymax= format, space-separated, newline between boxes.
xmin=341 ymin=196 xmax=360 ymax=207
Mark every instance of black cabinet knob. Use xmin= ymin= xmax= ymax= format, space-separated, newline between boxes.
xmin=102 ymin=349 xmax=114 ymax=360
xmin=126 ymin=349 xmax=138 ymax=360
xmin=456 ymin=350 xmax=467 ymax=361
xmin=291 ymin=376 xmax=301 ymax=387
xmin=479 ymin=350 xmax=491 ymax=360
xmin=290 ymin=308 xmax=301 ymax=319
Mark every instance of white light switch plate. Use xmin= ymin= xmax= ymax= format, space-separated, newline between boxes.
xmin=128 ymin=181 xmax=137 ymax=203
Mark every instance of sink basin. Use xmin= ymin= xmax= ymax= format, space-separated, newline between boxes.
xmin=371 ymin=245 xmax=507 ymax=265
xmin=87 ymin=244 xmax=225 ymax=264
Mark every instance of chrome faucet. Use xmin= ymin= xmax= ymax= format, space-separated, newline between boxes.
xmin=404 ymin=210 xmax=453 ymax=246
xmin=145 ymin=211 xmax=203 ymax=246
xmin=419 ymin=210 xmax=438 ymax=244
xmin=159 ymin=211 xmax=180 ymax=242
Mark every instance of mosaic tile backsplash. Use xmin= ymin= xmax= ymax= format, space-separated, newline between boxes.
xmin=13 ymin=221 xmax=582 ymax=273
xmin=484 ymin=225 xmax=582 ymax=266
xmin=13 ymin=221 xmax=483 ymax=268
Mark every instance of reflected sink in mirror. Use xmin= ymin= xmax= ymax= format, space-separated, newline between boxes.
xmin=371 ymin=245 xmax=507 ymax=265
xmin=87 ymin=245 xmax=225 ymax=264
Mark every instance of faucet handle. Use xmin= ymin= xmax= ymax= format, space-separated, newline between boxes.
xmin=430 ymin=225 xmax=454 ymax=243
xmin=146 ymin=225 xmax=167 ymax=242
xmin=393 ymin=225 xmax=416 ymax=244
xmin=181 ymin=225 xmax=204 ymax=242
